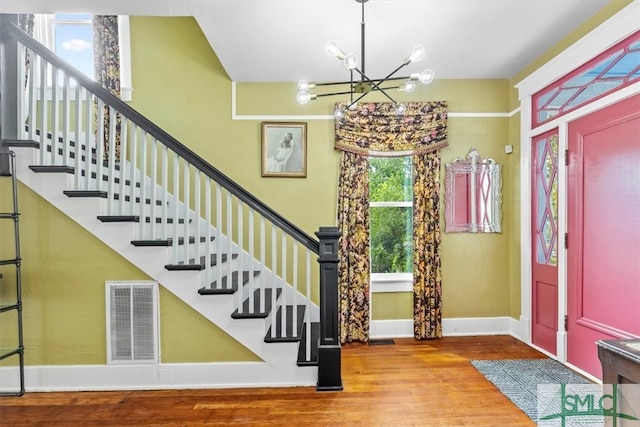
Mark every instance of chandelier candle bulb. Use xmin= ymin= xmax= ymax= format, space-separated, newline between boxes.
xmin=406 ymin=45 xmax=426 ymax=64
xmin=325 ymin=41 xmax=345 ymax=60
xmin=297 ymin=80 xmax=316 ymax=91
xmin=343 ymin=53 xmax=359 ymax=70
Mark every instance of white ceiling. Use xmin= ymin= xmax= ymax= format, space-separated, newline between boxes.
xmin=1 ymin=0 xmax=614 ymax=82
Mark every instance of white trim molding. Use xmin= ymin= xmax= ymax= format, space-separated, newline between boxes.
xmin=370 ymin=316 xmax=523 ymax=340
xmin=0 ymin=362 xmax=317 ymax=393
xmin=515 ymin=0 xmax=640 ymax=99
xmin=230 ymin=82 xmax=513 ymax=121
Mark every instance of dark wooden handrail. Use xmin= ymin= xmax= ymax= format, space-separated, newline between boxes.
xmin=3 ymin=20 xmax=319 ymax=253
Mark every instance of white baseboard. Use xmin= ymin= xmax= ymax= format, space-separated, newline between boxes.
xmin=0 ymin=362 xmax=317 ymax=393
xmin=509 ymin=316 xmax=528 ymax=341
xmin=370 ymin=316 xmax=522 ymax=339
xmin=3 ymin=316 xmax=527 ymax=392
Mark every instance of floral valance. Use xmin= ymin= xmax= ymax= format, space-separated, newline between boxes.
xmin=334 ymin=101 xmax=448 ymax=157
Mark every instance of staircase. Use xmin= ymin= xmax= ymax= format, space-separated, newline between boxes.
xmin=0 ymin=15 xmax=341 ymax=391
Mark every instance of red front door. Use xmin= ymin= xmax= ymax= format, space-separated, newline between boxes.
xmin=531 ymin=130 xmax=559 ymax=355
xmin=567 ymin=93 xmax=640 ymax=378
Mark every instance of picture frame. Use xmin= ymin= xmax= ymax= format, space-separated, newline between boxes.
xmin=261 ymin=122 xmax=307 ymax=178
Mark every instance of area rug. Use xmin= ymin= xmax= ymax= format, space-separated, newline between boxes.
xmin=470 ymin=359 xmax=592 ymax=422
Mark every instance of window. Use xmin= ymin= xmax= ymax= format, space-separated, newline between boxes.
xmin=533 ymin=30 xmax=640 ymax=127
xmin=533 ymin=131 xmax=559 ymax=266
xmin=52 ymin=14 xmax=94 ymax=79
xmin=369 ymin=157 xmax=413 ymax=292
xmin=33 ymin=14 xmax=132 ymax=101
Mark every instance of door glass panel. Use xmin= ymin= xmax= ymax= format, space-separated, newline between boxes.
xmin=534 ymin=133 xmax=558 ymax=266
xmin=532 ymin=31 xmax=640 ymax=127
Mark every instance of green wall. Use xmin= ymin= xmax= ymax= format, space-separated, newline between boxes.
xmin=2 ymin=1 xmax=629 ymax=368
xmin=0 ymin=182 xmax=258 ymax=367
xmin=128 ymin=16 xmax=513 ymax=323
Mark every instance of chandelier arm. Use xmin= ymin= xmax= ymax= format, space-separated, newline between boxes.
xmin=371 ymin=75 xmax=412 ymax=83
xmin=345 ymin=86 xmax=398 ymax=111
xmin=370 ymin=85 xmax=405 ymax=91
xmin=314 ymin=75 xmax=411 ymax=87
xmin=314 ymin=80 xmax=358 ymax=87
xmin=352 ymin=67 xmax=401 ymax=103
xmin=348 ymin=81 xmax=398 ymax=106
xmin=314 ymin=90 xmax=357 ymax=98
xmin=362 ymin=62 xmax=409 ymax=88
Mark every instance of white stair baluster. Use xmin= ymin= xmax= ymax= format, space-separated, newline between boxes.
xmin=118 ymin=119 xmax=128 ymax=216
xmin=161 ymin=145 xmax=168 ymax=238
xmin=27 ymin=50 xmax=37 ymax=142
xmin=270 ymin=226 xmax=277 ymax=338
xmin=306 ymin=250 xmax=311 ymax=361
xmin=83 ymin=90 xmax=92 ymax=190
xmin=95 ymin=99 xmax=105 ymax=192
xmin=216 ymin=184 xmax=223 ymax=290
xmin=149 ymin=137 xmax=158 ymax=239
xmin=259 ymin=217 xmax=266 ymax=314
xmin=248 ymin=207 xmax=255 ymax=312
xmin=237 ymin=201 xmax=244 ymax=314
xmin=182 ymin=160 xmax=190 ymax=265
xmin=226 ymin=192 xmax=232 ymax=292
xmin=16 ymin=44 xmax=26 ymax=137
xmin=292 ymin=242 xmax=298 ymax=339
xmin=205 ymin=178 xmax=212 ymax=289
xmin=61 ymin=73 xmax=70 ymax=167
xmin=50 ymin=65 xmax=59 ymax=166
xmin=106 ymin=107 xmax=117 ymax=216
xmin=138 ymin=130 xmax=147 ymax=240
xmin=128 ymin=123 xmax=138 ymax=216
xmin=73 ymin=84 xmax=82 ymax=190
xmin=194 ymin=171 xmax=201 ymax=269
xmin=38 ymin=58 xmax=47 ymax=166
xmin=281 ymin=233 xmax=287 ymax=337
xmin=172 ymin=154 xmax=180 ymax=263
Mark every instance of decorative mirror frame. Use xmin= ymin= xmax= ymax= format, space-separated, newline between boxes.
xmin=444 ymin=149 xmax=502 ymax=233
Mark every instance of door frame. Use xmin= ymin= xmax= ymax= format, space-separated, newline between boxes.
xmin=514 ymin=1 xmax=639 ymax=378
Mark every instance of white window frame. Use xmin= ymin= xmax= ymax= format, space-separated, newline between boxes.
xmin=33 ymin=14 xmax=133 ymax=101
xmin=369 ymin=171 xmax=414 ymax=294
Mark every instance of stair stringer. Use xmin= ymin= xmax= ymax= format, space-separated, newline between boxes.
xmin=11 ymin=146 xmax=317 ymax=387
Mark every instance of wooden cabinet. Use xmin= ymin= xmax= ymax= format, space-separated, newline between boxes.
xmin=597 ymin=339 xmax=640 ymax=384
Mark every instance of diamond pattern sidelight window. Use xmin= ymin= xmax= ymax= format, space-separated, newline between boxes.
xmin=533 ymin=30 xmax=640 ymax=127
xmin=533 ymin=132 xmax=558 ymax=266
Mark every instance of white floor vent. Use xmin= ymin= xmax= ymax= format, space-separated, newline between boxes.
xmin=106 ymin=281 xmax=159 ymax=364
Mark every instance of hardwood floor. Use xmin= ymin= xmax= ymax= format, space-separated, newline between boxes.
xmin=0 ymin=336 xmax=546 ymax=426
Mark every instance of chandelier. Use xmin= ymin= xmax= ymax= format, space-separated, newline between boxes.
xmin=295 ymin=0 xmax=435 ymax=119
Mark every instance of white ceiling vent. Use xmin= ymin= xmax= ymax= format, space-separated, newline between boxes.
xmin=106 ymin=281 xmax=159 ymax=364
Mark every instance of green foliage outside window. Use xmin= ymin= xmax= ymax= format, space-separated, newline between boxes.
xmin=369 ymin=157 xmax=413 ymax=273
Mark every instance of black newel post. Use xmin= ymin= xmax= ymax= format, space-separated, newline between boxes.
xmin=0 ymin=15 xmax=20 ymax=176
xmin=315 ymin=226 xmax=343 ymax=391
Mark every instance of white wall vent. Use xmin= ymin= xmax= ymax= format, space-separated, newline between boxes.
xmin=106 ymin=281 xmax=159 ymax=364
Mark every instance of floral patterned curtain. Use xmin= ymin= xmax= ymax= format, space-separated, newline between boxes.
xmin=93 ymin=16 xmax=121 ymax=161
xmin=413 ymin=151 xmax=443 ymax=339
xmin=335 ymin=101 xmax=448 ymax=342
xmin=336 ymin=151 xmax=371 ymax=342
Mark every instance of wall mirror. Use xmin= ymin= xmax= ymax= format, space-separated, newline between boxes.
xmin=444 ymin=149 xmax=502 ymax=233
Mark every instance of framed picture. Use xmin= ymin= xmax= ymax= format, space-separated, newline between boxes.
xmin=261 ymin=122 xmax=307 ymax=178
